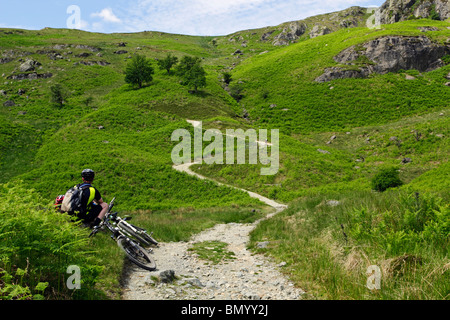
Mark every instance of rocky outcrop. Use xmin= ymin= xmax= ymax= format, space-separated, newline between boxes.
xmin=272 ymin=22 xmax=307 ymax=46
xmin=79 ymin=60 xmax=111 ymax=66
xmin=257 ymin=6 xmax=367 ymax=46
xmin=309 ymin=25 xmax=332 ymax=38
xmin=378 ymin=0 xmax=450 ymax=24
xmin=316 ymin=36 xmax=450 ymax=82
xmin=7 ymin=72 xmax=53 ymax=81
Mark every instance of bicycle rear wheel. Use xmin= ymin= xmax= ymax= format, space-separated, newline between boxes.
xmin=117 ymin=237 xmax=156 ymax=271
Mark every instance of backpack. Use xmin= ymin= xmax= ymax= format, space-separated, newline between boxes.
xmin=60 ymin=184 xmax=95 ymax=215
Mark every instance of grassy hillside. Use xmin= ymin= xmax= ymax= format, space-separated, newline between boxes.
xmin=0 ymin=13 xmax=449 ymax=300
xmin=228 ymin=19 xmax=450 ymax=134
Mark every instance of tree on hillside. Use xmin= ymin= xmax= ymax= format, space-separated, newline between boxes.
xmin=157 ymin=53 xmax=179 ymax=75
xmin=125 ymin=54 xmax=154 ymax=89
xmin=176 ymin=56 xmax=207 ymax=93
xmin=50 ymin=84 xmax=69 ymax=108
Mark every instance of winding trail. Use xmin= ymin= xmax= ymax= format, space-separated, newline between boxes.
xmin=121 ymin=121 xmax=304 ymax=300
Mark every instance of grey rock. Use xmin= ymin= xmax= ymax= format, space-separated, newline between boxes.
xmin=326 ymin=200 xmax=341 ymax=207
xmin=3 ymin=100 xmax=15 ymax=107
xmin=256 ymin=241 xmax=269 ymax=249
xmin=309 ymin=25 xmax=331 ymax=38
xmin=74 ymin=44 xmax=101 ymax=52
xmin=260 ymin=30 xmax=275 ymax=41
xmin=402 ymin=157 xmax=413 ymax=164
xmin=378 ymin=0 xmax=450 ymax=23
xmin=159 ymin=270 xmax=176 ymax=283
xmin=7 ymin=72 xmax=52 ymax=81
xmin=19 ymin=59 xmax=41 ymax=72
xmin=184 ymin=277 xmax=204 ymax=287
xmin=0 ymin=58 xmax=13 ymax=64
xmin=317 ymin=148 xmax=331 ymax=154
xmin=272 ymin=22 xmax=306 ymax=46
xmin=316 ymin=36 xmax=450 ymax=82
xmin=79 ymin=60 xmax=110 ymax=66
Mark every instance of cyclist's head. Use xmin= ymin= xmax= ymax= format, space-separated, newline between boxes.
xmin=81 ymin=169 xmax=95 ymax=182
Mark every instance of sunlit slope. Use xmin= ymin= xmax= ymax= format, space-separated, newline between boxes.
xmin=229 ymin=19 xmax=450 ymax=134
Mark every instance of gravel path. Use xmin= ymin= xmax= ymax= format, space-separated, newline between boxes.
xmin=121 ymin=121 xmax=305 ymax=300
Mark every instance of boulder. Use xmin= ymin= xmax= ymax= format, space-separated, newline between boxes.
xmin=19 ymin=59 xmax=41 ymax=72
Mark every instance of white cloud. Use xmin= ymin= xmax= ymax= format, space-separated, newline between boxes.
xmin=86 ymin=0 xmax=385 ymax=35
xmin=91 ymin=8 xmax=122 ymax=24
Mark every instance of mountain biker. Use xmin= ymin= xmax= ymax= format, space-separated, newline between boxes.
xmin=77 ymin=169 xmax=108 ymax=227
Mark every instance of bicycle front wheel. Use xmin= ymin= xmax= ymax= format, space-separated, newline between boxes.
xmin=117 ymin=237 xmax=156 ymax=271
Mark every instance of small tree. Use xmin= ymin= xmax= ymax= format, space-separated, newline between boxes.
xmin=50 ymin=84 xmax=69 ymax=108
xmin=177 ymin=56 xmax=206 ymax=93
xmin=371 ymin=167 xmax=403 ymax=192
xmin=176 ymin=56 xmax=201 ymax=76
xmin=125 ymin=54 xmax=154 ymax=88
xmin=223 ymin=72 xmax=232 ymax=85
xmin=157 ymin=53 xmax=178 ymax=75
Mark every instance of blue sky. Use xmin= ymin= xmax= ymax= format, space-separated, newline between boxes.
xmin=0 ymin=0 xmax=385 ymax=36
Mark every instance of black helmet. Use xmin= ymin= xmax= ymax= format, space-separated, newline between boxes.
xmin=81 ymin=169 xmax=95 ymax=181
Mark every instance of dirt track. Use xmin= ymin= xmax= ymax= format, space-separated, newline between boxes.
xmin=121 ymin=121 xmax=304 ymax=300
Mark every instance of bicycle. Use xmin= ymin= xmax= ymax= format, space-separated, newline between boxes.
xmin=89 ymin=197 xmax=158 ymax=271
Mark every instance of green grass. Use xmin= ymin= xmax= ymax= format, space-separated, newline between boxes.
xmin=188 ymin=241 xmax=236 ymax=265
xmin=249 ymin=189 xmax=449 ymax=300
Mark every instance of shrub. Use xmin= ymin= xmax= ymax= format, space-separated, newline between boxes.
xmin=223 ymin=72 xmax=232 ymax=85
xmin=371 ymin=167 xmax=403 ymax=192
xmin=442 ymin=55 xmax=450 ymax=65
